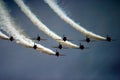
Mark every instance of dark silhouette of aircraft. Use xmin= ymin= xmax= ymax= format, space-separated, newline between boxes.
xmin=75 ymin=43 xmax=89 ymax=50
xmin=106 ymin=35 xmax=112 ymax=42
xmin=79 ymin=43 xmax=85 ymax=50
xmin=103 ymin=35 xmax=116 ymax=42
xmin=53 ymin=43 xmax=68 ymax=49
xmin=55 ymin=50 xmax=65 ymax=57
xmin=63 ymin=34 xmax=67 ymax=41
xmin=62 ymin=34 xmax=72 ymax=41
xmin=33 ymin=43 xmax=37 ymax=49
xmin=80 ymin=37 xmax=95 ymax=43
xmin=9 ymin=36 xmax=14 ymax=41
xmin=56 ymin=34 xmax=72 ymax=41
xmin=32 ymin=34 xmax=47 ymax=41
xmin=56 ymin=50 xmax=60 ymax=56
xmin=85 ymin=37 xmax=91 ymax=43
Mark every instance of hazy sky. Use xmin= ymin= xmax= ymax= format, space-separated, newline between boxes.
xmin=0 ymin=0 xmax=120 ymax=80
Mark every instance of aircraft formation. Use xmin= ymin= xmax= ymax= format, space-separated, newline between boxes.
xmin=0 ymin=0 xmax=116 ymax=57
xmin=0 ymin=33 xmax=114 ymax=57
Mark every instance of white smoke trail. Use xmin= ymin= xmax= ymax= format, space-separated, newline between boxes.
xmin=44 ymin=0 xmax=106 ymax=40
xmin=0 ymin=0 xmax=56 ymax=55
xmin=0 ymin=31 xmax=9 ymax=40
xmin=14 ymin=0 xmax=79 ymax=48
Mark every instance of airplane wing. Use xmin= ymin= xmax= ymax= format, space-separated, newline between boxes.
xmin=79 ymin=39 xmax=96 ymax=42
xmin=41 ymin=38 xmax=47 ymax=40
xmin=53 ymin=46 xmax=58 ymax=48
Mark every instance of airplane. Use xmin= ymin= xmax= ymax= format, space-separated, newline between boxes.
xmin=32 ymin=34 xmax=47 ymax=41
xmin=53 ymin=43 xmax=68 ymax=49
xmin=56 ymin=50 xmax=60 ymax=56
xmin=55 ymin=50 xmax=65 ymax=57
xmin=33 ymin=43 xmax=37 ymax=49
xmin=85 ymin=37 xmax=91 ymax=43
xmin=79 ymin=43 xmax=85 ymax=50
xmin=62 ymin=34 xmax=72 ymax=41
xmin=56 ymin=34 xmax=72 ymax=41
xmin=102 ymin=35 xmax=116 ymax=42
xmin=80 ymin=37 xmax=95 ymax=43
xmin=63 ymin=34 xmax=67 ymax=41
xmin=106 ymin=35 xmax=112 ymax=42
xmin=9 ymin=36 xmax=14 ymax=41
xmin=76 ymin=43 xmax=89 ymax=50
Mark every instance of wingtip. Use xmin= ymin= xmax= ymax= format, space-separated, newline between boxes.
xmin=59 ymin=53 xmax=66 ymax=56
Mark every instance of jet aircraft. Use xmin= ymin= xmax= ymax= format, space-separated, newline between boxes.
xmin=53 ymin=43 xmax=68 ymax=49
xmin=32 ymin=34 xmax=47 ymax=41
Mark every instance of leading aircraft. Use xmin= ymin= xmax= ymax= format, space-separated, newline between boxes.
xmin=106 ymin=35 xmax=112 ymax=42
xmin=103 ymin=35 xmax=115 ymax=42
